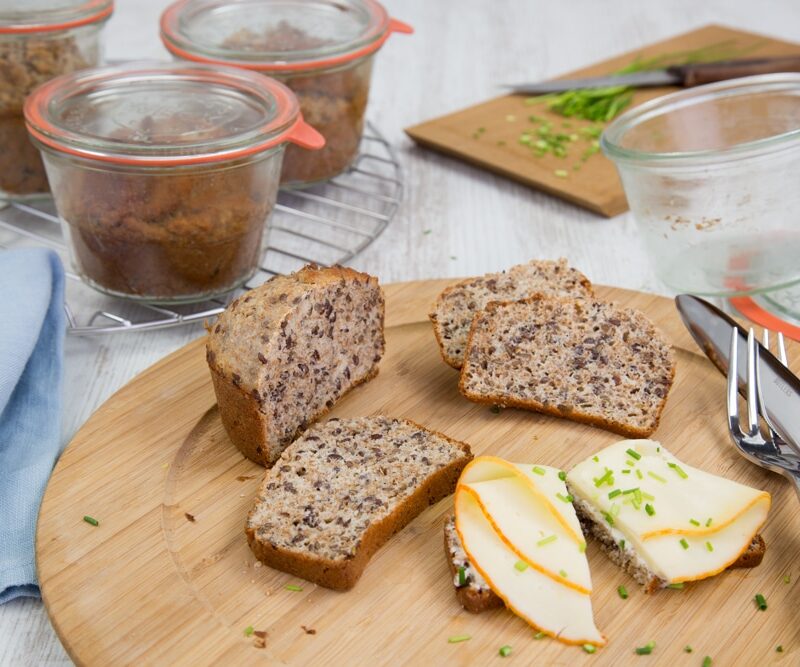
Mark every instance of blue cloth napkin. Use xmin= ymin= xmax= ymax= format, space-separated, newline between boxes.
xmin=0 ymin=248 xmax=65 ymax=603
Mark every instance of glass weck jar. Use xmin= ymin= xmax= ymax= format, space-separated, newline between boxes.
xmin=0 ymin=0 xmax=113 ymax=199
xmin=24 ymin=62 xmax=324 ymax=302
xmin=160 ymin=0 xmax=411 ymax=187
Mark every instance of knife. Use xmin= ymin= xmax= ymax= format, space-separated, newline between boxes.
xmin=504 ymin=56 xmax=800 ymax=94
xmin=675 ymin=294 xmax=800 ymax=451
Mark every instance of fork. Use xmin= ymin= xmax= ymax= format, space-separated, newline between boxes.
xmin=727 ymin=327 xmax=800 ymax=499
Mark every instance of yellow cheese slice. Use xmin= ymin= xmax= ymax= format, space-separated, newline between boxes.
xmin=455 ymin=456 xmax=604 ymax=646
xmin=455 ymin=488 xmax=605 ymax=646
xmin=568 ymin=440 xmax=770 ymax=583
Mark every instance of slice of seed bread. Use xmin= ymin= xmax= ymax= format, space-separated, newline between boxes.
xmin=459 ymin=295 xmax=676 ymax=438
xmin=206 ymin=264 xmax=385 ymax=467
xmin=443 ymin=516 xmax=503 ymax=613
xmin=569 ymin=489 xmax=766 ymax=592
xmin=429 ymin=259 xmax=593 ymax=369
xmin=246 ymin=416 xmax=473 ymax=590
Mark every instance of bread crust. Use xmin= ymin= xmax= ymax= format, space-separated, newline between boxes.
xmin=442 ymin=521 xmax=504 ymax=613
xmin=246 ymin=419 xmax=473 ymax=590
xmin=458 ymin=295 xmax=676 ymax=439
xmin=207 ymin=264 xmax=385 ymax=467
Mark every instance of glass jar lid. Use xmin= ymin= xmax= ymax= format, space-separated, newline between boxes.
xmin=24 ymin=62 xmax=324 ymax=166
xmin=160 ymin=0 xmax=412 ymax=72
xmin=0 ymin=0 xmax=113 ymax=34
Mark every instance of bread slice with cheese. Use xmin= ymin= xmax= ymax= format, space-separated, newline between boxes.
xmin=452 ymin=456 xmax=605 ymax=646
xmin=459 ymin=295 xmax=675 ymax=438
xmin=567 ymin=440 xmax=769 ymax=592
xmin=429 ymin=259 xmax=593 ymax=369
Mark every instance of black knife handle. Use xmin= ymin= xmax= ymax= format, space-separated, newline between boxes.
xmin=668 ymin=56 xmax=800 ymax=87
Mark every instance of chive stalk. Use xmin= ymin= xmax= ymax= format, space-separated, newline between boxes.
xmin=499 ymin=645 xmax=512 ymax=657
xmin=755 ymin=593 xmax=767 ymax=610
xmin=618 ymin=585 xmax=628 ymax=599
xmin=448 ymin=635 xmax=471 ymax=643
xmin=83 ymin=515 xmax=99 ymax=526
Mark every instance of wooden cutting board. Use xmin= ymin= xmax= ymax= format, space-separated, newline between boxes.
xmin=37 ymin=280 xmax=800 ymax=666
xmin=405 ymin=25 xmax=800 ymax=217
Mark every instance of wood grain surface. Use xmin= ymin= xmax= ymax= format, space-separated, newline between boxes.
xmin=4 ymin=2 xmax=800 ymax=664
xmin=405 ymin=25 xmax=800 ymax=217
xmin=36 ymin=281 xmax=800 ymax=666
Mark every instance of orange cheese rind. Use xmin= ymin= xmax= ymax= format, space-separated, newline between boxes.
xmin=457 ymin=484 xmax=591 ymax=594
xmin=640 ymin=492 xmax=771 ymax=540
xmin=454 ymin=491 xmax=607 ymax=647
xmin=458 ymin=456 xmax=583 ymax=545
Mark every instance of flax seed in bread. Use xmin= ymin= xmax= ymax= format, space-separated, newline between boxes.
xmin=206 ymin=264 xmax=385 ymax=467
xmin=429 ymin=259 xmax=593 ymax=369
xmin=443 ymin=516 xmax=503 ymax=613
xmin=459 ymin=295 xmax=676 ymax=438
xmin=246 ymin=416 xmax=473 ymax=590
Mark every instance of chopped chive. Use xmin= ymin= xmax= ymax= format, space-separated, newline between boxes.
xmin=83 ymin=515 xmax=99 ymax=526
xmin=689 ymin=518 xmax=700 ymax=526
xmin=622 ymin=487 xmax=640 ymax=494
xmin=593 ymin=468 xmax=614 ymax=487
xmin=532 ymin=466 xmax=546 ymax=476
xmin=776 ymin=645 xmax=783 ymax=653
xmin=702 ymin=657 xmax=712 ymax=667
xmin=583 ymin=644 xmax=597 ymax=654
xmin=285 ymin=584 xmax=303 ymax=592
xmin=608 ymin=489 xmax=622 ymax=499
xmin=619 ymin=539 xmax=626 ymax=549
xmin=602 ymin=511 xmax=615 ymax=526
xmin=558 ymin=470 xmax=567 ymax=481
xmin=458 ymin=566 xmax=467 ymax=586
xmin=244 ymin=626 xmax=254 ymax=636
xmin=706 ymin=541 xmax=714 ymax=552
xmin=648 ymin=471 xmax=667 ymax=484
xmin=656 ymin=447 xmax=660 ymax=452
xmin=554 ymin=169 xmax=569 ymax=178
xmin=499 ymin=645 xmax=513 ymax=657
xmin=635 ymin=641 xmax=655 ymax=655
xmin=618 ymin=585 xmax=629 ymax=599
xmin=625 ymin=459 xmax=635 ymax=467
xmin=684 ymin=645 xmax=693 ymax=653
xmin=645 ymin=503 xmax=655 ymax=516
xmin=556 ymin=492 xmax=574 ymax=503
xmin=610 ymin=502 xmax=621 ymax=517
xmin=579 ymin=542 xmax=587 ymax=553
xmin=514 ymin=560 xmax=529 ymax=572
xmin=626 ymin=448 xmax=642 ymax=460
xmin=559 ymin=569 xmax=569 ymax=578
xmin=636 ymin=469 xmax=643 ymax=480
xmin=679 ymin=538 xmax=689 ymax=550
xmin=705 ymin=518 xmax=713 ymax=527
xmin=534 ymin=631 xmax=546 ymax=640
xmin=448 ymin=635 xmax=471 ymax=643
xmin=784 ymin=574 xmax=791 ymax=584
xmin=592 ymin=455 xmax=599 ymax=463
xmin=641 ymin=491 xmax=654 ymax=501
xmin=667 ymin=582 xmax=684 ymax=589
xmin=755 ymin=593 xmax=767 ymax=610
xmin=423 ymin=229 xmax=432 ymax=235
xmin=667 ymin=462 xmax=688 ymax=479
xmin=537 ymin=534 xmax=558 ymax=547
xmin=622 ymin=469 xmax=631 ymax=474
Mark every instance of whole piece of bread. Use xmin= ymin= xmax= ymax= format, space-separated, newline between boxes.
xmin=443 ymin=516 xmax=503 ymax=613
xmin=459 ymin=295 xmax=676 ymax=438
xmin=569 ymin=491 xmax=766 ymax=592
xmin=206 ymin=264 xmax=385 ymax=466
xmin=246 ymin=416 xmax=473 ymax=591
xmin=429 ymin=259 xmax=593 ymax=369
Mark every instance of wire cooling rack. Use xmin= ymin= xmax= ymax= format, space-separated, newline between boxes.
xmin=0 ymin=122 xmax=402 ymax=335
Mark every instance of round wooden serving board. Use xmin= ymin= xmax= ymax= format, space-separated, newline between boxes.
xmin=37 ymin=281 xmax=800 ymax=666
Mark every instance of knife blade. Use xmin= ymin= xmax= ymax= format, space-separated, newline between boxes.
xmin=504 ymin=56 xmax=800 ymax=95
xmin=675 ymin=294 xmax=800 ymax=450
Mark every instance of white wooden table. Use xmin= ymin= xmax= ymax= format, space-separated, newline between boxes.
xmin=2 ymin=0 xmax=799 ymax=663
